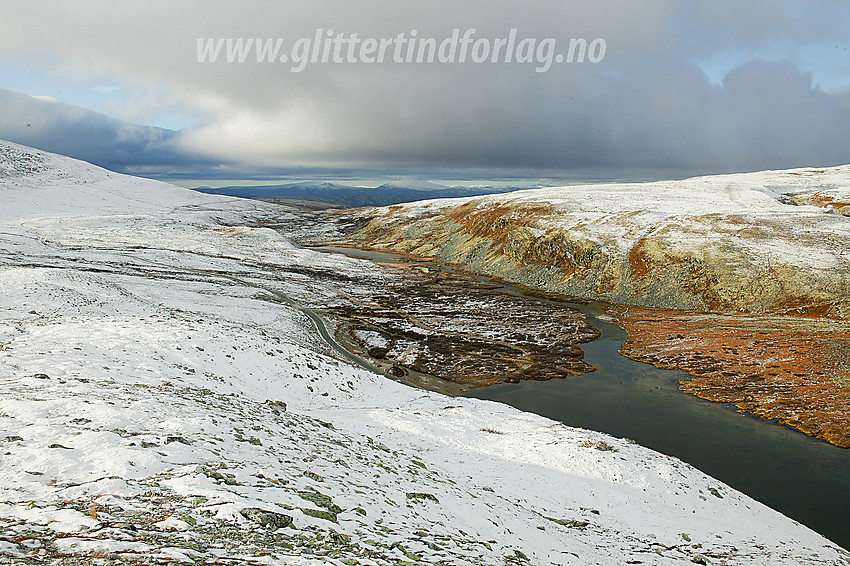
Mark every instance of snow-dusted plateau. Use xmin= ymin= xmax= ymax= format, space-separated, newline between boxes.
xmin=1 ymin=140 xmax=848 ymax=565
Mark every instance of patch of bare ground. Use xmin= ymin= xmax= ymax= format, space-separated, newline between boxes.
xmin=322 ymin=264 xmax=599 ymax=388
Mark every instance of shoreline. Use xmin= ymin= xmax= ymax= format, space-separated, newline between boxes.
xmin=306 ymin=240 xmax=850 ymax=449
xmin=613 ymin=305 xmax=850 ymax=448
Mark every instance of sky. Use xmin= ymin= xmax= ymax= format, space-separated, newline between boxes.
xmin=1 ymin=0 xmax=849 ymax=180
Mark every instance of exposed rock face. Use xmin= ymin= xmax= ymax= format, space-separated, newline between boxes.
xmin=330 ymin=168 xmax=850 ymax=319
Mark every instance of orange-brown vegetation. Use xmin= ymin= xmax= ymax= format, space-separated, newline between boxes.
xmin=790 ymin=191 xmax=850 ymax=215
xmin=614 ymin=305 xmax=850 ymax=447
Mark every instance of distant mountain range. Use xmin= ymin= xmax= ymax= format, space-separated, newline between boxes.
xmin=192 ymin=180 xmax=517 ymax=208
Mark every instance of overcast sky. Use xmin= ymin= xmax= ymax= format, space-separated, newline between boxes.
xmin=1 ymin=0 xmax=849 ymax=178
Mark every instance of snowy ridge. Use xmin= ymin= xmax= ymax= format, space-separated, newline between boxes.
xmin=375 ymin=165 xmax=850 ymax=264
xmin=346 ymin=165 xmax=850 ymax=317
xmin=0 ymin=140 xmax=847 ymax=565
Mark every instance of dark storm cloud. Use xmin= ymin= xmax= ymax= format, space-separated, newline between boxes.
xmin=1 ymin=0 xmax=849 ymax=173
xmin=0 ymin=88 xmax=228 ymax=175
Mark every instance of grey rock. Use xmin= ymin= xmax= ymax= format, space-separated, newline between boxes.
xmin=240 ymin=507 xmax=293 ymax=529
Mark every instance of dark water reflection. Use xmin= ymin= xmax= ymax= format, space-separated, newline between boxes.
xmin=466 ymin=302 xmax=850 ymax=549
xmin=314 ymin=245 xmax=850 ymax=549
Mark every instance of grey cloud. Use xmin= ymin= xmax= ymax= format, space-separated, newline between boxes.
xmin=1 ymin=1 xmax=849 ymax=174
xmin=0 ymin=88 xmax=227 ymax=175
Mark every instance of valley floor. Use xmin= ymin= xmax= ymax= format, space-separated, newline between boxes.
xmin=307 ymin=165 xmax=850 ymax=450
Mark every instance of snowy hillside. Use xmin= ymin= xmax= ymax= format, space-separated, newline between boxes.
xmin=0 ymin=140 xmax=846 ymax=565
xmin=339 ymin=167 xmax=850 ymax=318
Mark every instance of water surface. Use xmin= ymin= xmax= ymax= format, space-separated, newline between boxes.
xmin=467 ymin=302 xmax=850 ymax=550
xmin=315 ymin=245 xmax=850 ymax=549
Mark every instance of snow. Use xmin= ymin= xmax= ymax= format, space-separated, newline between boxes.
xmin=380 ymin=166 xmax=850 ymax=271
xmin=0 ymin=140 xmax=847 ymax=564
xmin=352 ymin=329 xmax=391 ymax=349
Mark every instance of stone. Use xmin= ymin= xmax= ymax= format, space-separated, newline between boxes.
xmin=239 ymin=507 xmax=293 ymax=529
xmin=297 ymin=490 xmax=342 ymax=513
xmin=406 ymin=492 xmax=439 ymax=503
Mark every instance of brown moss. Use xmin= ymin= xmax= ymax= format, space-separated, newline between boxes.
xmin=626 ymin=237 xmax=653 ymax=281
xmin=614 ymin=305 xmax=850 ymax=448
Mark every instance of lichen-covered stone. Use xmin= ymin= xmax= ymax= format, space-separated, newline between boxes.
xmin=240 ymin=507 xmax=293 ymax=529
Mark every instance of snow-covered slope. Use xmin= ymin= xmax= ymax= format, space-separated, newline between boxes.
xmin=340 ymin=167 xmax=850 ymax=318
xmin=0 ymin=140 xmax=846 ymax=565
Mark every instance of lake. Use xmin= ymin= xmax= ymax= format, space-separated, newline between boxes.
xmin=315 ymin=244 xmax=850 ymax=550
xmin=467 ymin=300 xmax=850 ymax=550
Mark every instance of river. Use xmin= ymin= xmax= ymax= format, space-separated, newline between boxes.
xmin=314 ymin=245 xmax=850 ymax=550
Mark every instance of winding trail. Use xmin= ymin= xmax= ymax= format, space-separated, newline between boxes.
xmin=231 ymin=275 xmax=401 ymax=381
